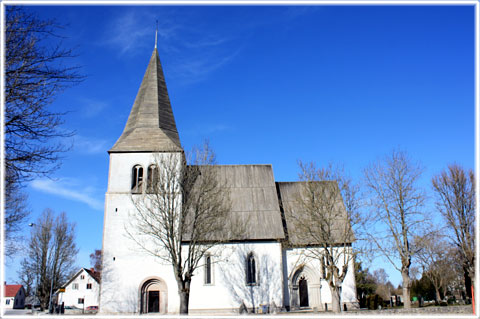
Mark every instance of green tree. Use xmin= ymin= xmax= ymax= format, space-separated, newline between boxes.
xmin=355 ymin=262 xmax=377 ymax=308
xmin=411 ymin=275 xmax=436 ymax=301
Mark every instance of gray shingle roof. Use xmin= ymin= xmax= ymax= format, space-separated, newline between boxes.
xmin=188 ymin=165 xmax=286 ymax=241
xmin=277 ymin=181 xmax=354 ymax=246
xmin=109 ymin=49 xmax=182 ymax=153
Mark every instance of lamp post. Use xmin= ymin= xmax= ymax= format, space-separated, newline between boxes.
xmin=29 ymin=222 xmax=55 ymax=314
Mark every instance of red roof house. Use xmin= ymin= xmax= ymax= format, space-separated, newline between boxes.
xmin=4 ymin=284 xmax=25 ymax=309
xmin=5 ymin=285 xmax=22 ymax=297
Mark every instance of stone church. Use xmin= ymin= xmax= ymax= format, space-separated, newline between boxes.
xmin=99 ymin=43 xmax=357 ymax=314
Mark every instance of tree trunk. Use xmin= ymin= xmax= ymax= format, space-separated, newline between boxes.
xmin=175 ymin=274 xmax=191 ymax=314
xmin=401 ymin=271 xmax=411 ymax=309
xmin=179 ymin=290 xmax=190 ymax=314
xmin=329 ymin=285 xmax=342 ymax=313
xmin=464 ymin=266 xmax=472 ymax=299
xmin=435 ymin=287 xmax=441 ymax=304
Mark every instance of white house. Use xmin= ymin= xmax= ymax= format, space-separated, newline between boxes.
xmin=4 ymin=284 xmax=25 ymax=309
xmin=56 ymin=268 xmax=99 ymax=310
xmin=99 ymin=41 xmax=358 ymax=315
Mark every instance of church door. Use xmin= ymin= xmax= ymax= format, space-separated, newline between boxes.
xmin=299 ymin=277 xmax=309 ymax=307
xmin=148 ymin=291 xmax=159 ymax=313
xmin=140 ymin=278 xmax=167 ymax=314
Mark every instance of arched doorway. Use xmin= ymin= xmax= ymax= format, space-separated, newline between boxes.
xmin=290 ymin=266 xmax=320 ymax=310
xmin=299 ymin=276 xmax=309 ymax=307
xmin=140 ymin=278 xmax=167 ymax=314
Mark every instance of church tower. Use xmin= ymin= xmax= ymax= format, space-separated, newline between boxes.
xmin=100 ymin=46 xmax=183 ymax=314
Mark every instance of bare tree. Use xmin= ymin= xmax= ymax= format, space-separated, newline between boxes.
xmin=18 ymin=209 xmax=78 ymax=311
xmin=18 ymin=259 xmax=36 ymax=298
xmin=372 ymin=268 xmax=394 ymax=301
xmin=5 ymin=7 xmax=83 ymax=256
xmin=126 ymin=143 xmax=231 ymax=314
xmin=363 ymin=150 xmax=426 ymax=309
xmin=286 ymin=162 xmax=359 ymax=313
xmin=415 ymin=232 xmax=457 ymax=303
xmin=89 ymin=249 xmax=102 ymax=281
xmin=4 ymin=171 xmax=30 ymax=257
xmin=432 ymin=164 xmax=475 ymax=299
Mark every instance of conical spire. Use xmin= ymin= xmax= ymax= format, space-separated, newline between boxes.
xmin=109 ymin=48 xmax=182 ymax=153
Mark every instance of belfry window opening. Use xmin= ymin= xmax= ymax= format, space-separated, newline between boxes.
xmin=132 ymin=165 xmax=144 ymax=193
xmin=147 ymin=164 xmax=159 ymax=193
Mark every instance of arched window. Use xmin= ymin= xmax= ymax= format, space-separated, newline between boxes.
xmin=204 ymin=255 xmax=212 ymax=285
xmin=132 ymin=165 xmax=144 ymax=193
xmin=246 ymin=253 xmax=256 ymax=285
xmin=147 ymin=165 xmax=159 ymax=193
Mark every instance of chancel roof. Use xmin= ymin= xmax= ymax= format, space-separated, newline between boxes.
xmin=110 ymin=49 xmax=182 ymax=153
xmin=277 ymin=181 xmax=354 ymax=246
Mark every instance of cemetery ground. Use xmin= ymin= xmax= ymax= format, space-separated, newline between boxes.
xmin=3 ymin=305 xmax=473 ymax=316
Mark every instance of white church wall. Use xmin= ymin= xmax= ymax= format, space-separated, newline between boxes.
xmin=188 ymin=242 xmax=284 ymax=314
xmin=106 ymin=152 xmax=182 ymax=193
xmin=100 ymin=152 xmax=184 ymax=314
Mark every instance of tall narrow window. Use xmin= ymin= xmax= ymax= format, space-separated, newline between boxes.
xmin=322 ymin=256 xmax=327 ymax=279
xmin=132 ymin=165 xmax=144 ymax=193
xmin=205 ymin=255 xmax=212 ymax=284
xmin=246 ymin=253 xmax=256 ymax=285
xmin=147 ymin=165 xmax=159 ymax=193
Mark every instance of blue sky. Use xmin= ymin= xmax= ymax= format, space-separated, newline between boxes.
xmin=5 ymin=4 xmax=475 ymax=288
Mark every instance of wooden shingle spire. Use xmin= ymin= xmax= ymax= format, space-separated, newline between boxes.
xmin=109 ymin=48 xmax=182 ymax=153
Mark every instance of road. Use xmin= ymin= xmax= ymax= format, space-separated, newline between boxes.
xmin=3 ymin=309 xmax=33 ymax=315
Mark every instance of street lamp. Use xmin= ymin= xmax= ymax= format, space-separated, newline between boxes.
xmin=29 ymin=222 xmax=55 ymax=314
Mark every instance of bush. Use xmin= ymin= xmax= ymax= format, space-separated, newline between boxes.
xmin=366 ymin=294 xmax=384 ymax=310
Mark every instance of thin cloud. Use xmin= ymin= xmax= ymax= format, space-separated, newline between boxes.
xmin=102 ymin=8 xmax=238 ymax=83
xmin=104 ymin=10 xmax=155 ymax=55
xmin=170 ymin=48 xmax=240 ymax=85
xmin=182 ymin=36 xmax=231 ymax=49
xmin=80 ymin=98 xmax=109 ymax=118
xmin=103 ymin=9 xmax=182 ymax=56
xmin=31 ymin=178 xmax=104 ymax=211
xmin=73 ymin=135 xmax=110 ymax=154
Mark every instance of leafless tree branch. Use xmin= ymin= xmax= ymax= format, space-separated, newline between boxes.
xmin=363 ymin=150 xmax=427 ymax=309
xmin=126 ymin=142 xmax=231 ymax=314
